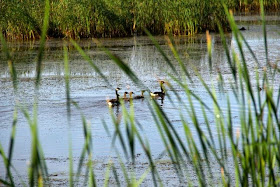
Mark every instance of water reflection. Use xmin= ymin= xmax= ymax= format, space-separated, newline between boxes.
xmin=0 ymin=26 xmax=279 ymax=85
xmin=0 ymin=35 xmax=212 ymax=81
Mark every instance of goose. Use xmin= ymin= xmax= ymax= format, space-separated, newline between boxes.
xmin=150 ymin=81 xmax=165 ymax=97
xmin=122 ymin=92 xmax=128 ymax=100
xmin=107 ymin=88 xmax=121 ymax=106
xmin=134 ymin=90 xmax=146 ymax=99
xmin=124 ymin=91 xmax=134 ymax=101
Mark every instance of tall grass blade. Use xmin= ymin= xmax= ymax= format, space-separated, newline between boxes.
xmin=206 ymin=30 xmax=212 ymax=72
xmin=134 ymin=129 xmax=160 ymax=187
xmin=0 ymin=142 xmax=14 ymax=186
xmin=28 ymin=2 xmax=51 ymax=183
xmin=260 ymin=0 xmax=269 ymax=67
xmin=150 ymin=100 xmax=186 ymax=183
xmin=93 ymin=39 xmax=142 ymax=86
xmin=86 ymin=122 xmax=96 ymax=187
xmin=0 ymin=178 xmax=11 ymax=186
xmin=117 ymin=155 xmax=130 ymax=185
xmin=136 ymin=167 xmax=151 ymax=186
xmin=64 ymin=44 xmax=71 ymax=119
xmin=111 ymin=165 xmax=121 ymax=187
xmin=104 ymin=160 xmax=112 ymax=187
xmin=6 ymin=109 xmax=17 ymax=185
xmin=109 ymin=105 xmax=129 ymax=159
xmin=217 ymin=24 xmax=237 ymax=82
xmin=195 ymin=70 xmax=222 ymax=113
xmin=169 ymin=75 xmax=213 ymax=113
xmin=166 ymin=36 xmax=192 ymax=81
xmin=88 ymin=154 xmax=96 ymax=187
xmin=63 ymin=44 xmax=73 ymax=187
xmin=144 ymin=29 xmax=178 ymax=76
xmin=69 ymin=146 xmax=78 ymax=186
xmin=239 ymin=33 xmax=260 ymax=66
xmin=70 ymin=39 xmax=111 ymax=86
xmin=0 ymin=32 xmax=17 ymax=91
xmin=223 ymin=5 xmax=259 ymax=117
xmin=35 ymin=0 xmax=50 ymax=89
xmin=20 ymin=105 xmax=48 ymax=186
xmin=75 ymin=114 xmax=90 ymax=182
xmin=148 ymin=103 xmax=180 ymax=177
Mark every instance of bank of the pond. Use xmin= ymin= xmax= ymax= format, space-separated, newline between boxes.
xmin=1 ymin=0 xmax=280 ymax=40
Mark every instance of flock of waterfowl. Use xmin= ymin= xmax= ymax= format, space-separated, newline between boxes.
xmin=106 ymin=81 xmax=165 ymax=107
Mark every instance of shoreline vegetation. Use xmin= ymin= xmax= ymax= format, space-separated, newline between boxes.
xmin=0 ymin=0 xmax=279 ymax=40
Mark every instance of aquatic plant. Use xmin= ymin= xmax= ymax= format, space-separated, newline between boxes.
xmin=1 ymin=0 xmax=279 ymax=39
xmin=1 ymin=0 xmax=280 ymax=186
xmin=236 ymin=0 xmax=280 ymax=11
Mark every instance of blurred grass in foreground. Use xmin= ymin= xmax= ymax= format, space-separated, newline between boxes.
xmin=1 ymin=0 xmax=280 ymax=186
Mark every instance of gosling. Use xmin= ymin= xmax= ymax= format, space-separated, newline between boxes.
xmin=134 ymin=90 xmax=146 ymax=99
xmin=124 ymin=91 xmax=134 ymax=101
xmin=122 ymin=92 xmax=128 ymax=100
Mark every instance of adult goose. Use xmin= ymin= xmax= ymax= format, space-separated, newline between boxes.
xmin=150 ymin=81 xmax=165 ymax=97
xmin=107 ymin=88 xmax=121 ymax=106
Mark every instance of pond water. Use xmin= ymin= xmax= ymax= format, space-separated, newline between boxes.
xmin=0 ymin=16 xmax=280 ymax=185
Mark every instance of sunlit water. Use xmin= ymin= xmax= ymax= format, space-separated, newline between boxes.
xmin=0 ymin=16 xmax=280 ymax=183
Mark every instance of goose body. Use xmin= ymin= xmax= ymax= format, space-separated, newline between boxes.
xmin=150 ymin=91 xmax=165 ymax=97
xmin=107 ymin=98 xmax=119 ymax=106
xmin=239 ymin=27 xmax=246 ymax=31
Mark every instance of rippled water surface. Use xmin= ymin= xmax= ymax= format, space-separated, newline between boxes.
xmin=0 ymin=16 xmax=280 ymax=184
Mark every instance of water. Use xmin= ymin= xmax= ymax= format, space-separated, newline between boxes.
xmin=0 ymin=16 xmax=280 ymax=184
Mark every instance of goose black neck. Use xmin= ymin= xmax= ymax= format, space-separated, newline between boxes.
xmin=116 ymin=90 xmax=119 ymax=100
xmin=160 ymin=83 xmax=165 ymax=93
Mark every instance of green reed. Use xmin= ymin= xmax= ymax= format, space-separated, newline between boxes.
xmin=1 ymin=0 xmax=280 ymax=186
xmin=236 ymin=0 xmax=280 ymax=11
xmin=1 ymin=0 xmax=279 ymax=40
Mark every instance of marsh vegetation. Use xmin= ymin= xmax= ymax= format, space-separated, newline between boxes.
xmin=1 ymin=0 xmax=280 ymax=39
xmin=1 ymin=0 xmax=280 ymax=186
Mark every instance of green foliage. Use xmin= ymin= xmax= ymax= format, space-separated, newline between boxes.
xmin=1 ymin=0 xmax=279 ymax=39
xmin=236 ymin=0 xmax=280 ymax=11
xmin=1 ymin=0 xmax=280 ymax=186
